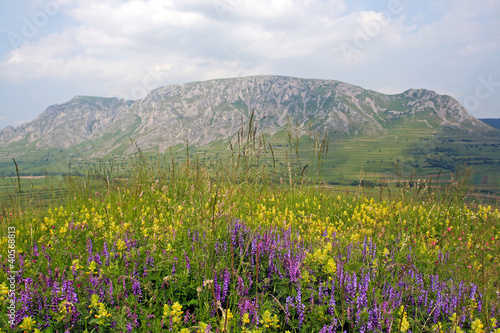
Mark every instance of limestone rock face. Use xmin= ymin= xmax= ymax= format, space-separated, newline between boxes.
xmin=0 ymin=75 xmax=492 ymax=157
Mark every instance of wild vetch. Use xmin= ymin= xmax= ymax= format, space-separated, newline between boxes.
xmin=296 ymin=284 xmax=306 ymax=329
xmin=184 ymin=250 xmax=191 ymax=274
xmin=221 ymin=268 xmax=231 ymax=304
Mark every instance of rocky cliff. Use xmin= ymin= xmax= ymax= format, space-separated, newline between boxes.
xmin=0 ymin=75 xmax=494 ymax=158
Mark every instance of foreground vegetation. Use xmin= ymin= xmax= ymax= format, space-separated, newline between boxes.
xmin=1 ymin=147 xmax=500 ymax=333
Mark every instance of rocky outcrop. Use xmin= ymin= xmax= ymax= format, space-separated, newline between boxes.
xmin=0 ymin=75 xmax=493 ymax=157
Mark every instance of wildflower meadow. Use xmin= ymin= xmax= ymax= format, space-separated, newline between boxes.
xmin=1 ymin=152 xmax=499 ymax=333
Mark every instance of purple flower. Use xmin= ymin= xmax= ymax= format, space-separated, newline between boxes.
xmin=296 ymin=285 xmax=305 ymax=329
xmin=328 ymin=280 xmax=336 ymax=316
xmin=86 ymin=238 xmax=93 ymax=264
xmin=103 ymin=242 xmax=110 ymax=266
xmin=33 ymin=243 xmax=39 ymax=257
xmin=221 ymin=269 xmax=231 ymax=303
xmin=285 ymin=296 xmax=292 ymax=324
xmin=236 ymin=276 xmax=246 ymax=296
xmin=367 ymin=304 xmax=381 ymax=331
xmin=238 ymin=297 xmax=259 ymax=325
xmin=284 ymin=250 xmax=303 ymax=283
xmin=143 ymin=252 xmax=155 ymax=277
xmin=345 ymin=273 xmax=357 ymax=304
xmin=132 ymin=280 xmax=142 ymax=300
xmin=318 ymin=285 xmax=325 ymax=303
xmin=172 ymin=257 xmax=178 ymax=276
xmin=183 ymin=310 xmax=191 ymax=324
xmin=184 ymin=251 xmax=191 ymax=274
xmin=319 ymin=324 xmax=334 ymax=333
xmin=470 ymin=283 xmax=478 ymax=300
xmin=362 ymin=237 xmax=368 ymax=262
xmin=213 ymin=273 xmax=221 ymax=303
xmin=107 ymin=280 xmax=114 ymax=305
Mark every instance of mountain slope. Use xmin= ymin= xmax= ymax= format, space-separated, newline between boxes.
xmin=0 ymin=75 xmax=494 ymax=156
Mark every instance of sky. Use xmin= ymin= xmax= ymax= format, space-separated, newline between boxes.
xmin=0 ymin=0 xmax=499 ymax=130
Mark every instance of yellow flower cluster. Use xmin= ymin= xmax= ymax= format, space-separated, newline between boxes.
xmin=88 ymin=294 xmax=111 ymax=325
xmin=163 ymin=301 xmax=184 ymax=328
xmin=490 ymin=317 xmax=500 ymax=333
xmin=88 ymin=260 xmax=97 ymax=274
xmin=0 ymin=282 xmax=8 ymax=302
xmin=306 ymin=242 xmax=336 ymax=279
xmin=471 ymin=318 xmax=484 ymax=333
xmin=398 ymin=306 xmax=410 ymax=332
xmin=239 ymin=310 xmax=280 ymax=333
xmin=431 ymin=321 xmax=443 ymax=333
xmin=260 ymin=310 xmax=280 ymax=329
xmin=95 ymin=303 xmax=112 ymax=320
xmin=116 ymin=238 xmax=126 ymax=252
xmin=220 ymin=308 xmax=234 ymax=331
xmin=70 ymin=259 xmax=82 ymax=271
xmin=19 ymin=316 xmax=37 ymax=332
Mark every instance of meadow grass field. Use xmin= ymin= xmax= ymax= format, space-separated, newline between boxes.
xmin=1 ymin=145 xmax=500 ymax=332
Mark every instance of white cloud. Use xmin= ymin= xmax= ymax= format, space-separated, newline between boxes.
xmin=0 ymin=0 xmax=352 ymax=90
xmin=0 ymin=0 xmax=499 ymax=118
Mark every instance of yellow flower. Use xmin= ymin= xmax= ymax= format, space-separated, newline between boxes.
xmin=163 ymin=303 xmax=170 ymax=317
xmin=226 ymin=309 xmax=234 ymax=321
xmin=164 ymin=302 xmax=184 ymax=328
xmin=242 ymin=313 xmax=250 ymax=324
xmin=431 ymin=322 xmax=443 ymax=333
xmin=219 ymin=308 xmax=234 ymax=331
xmin=398 ymin=306 xmax=410 ymax=332
xmin=197 ymin=322 xmax=208 ymax=333
xmin=171 ymin=302 xmax=184 ymax=323
xmin=260 ymin=310 xmax=279 ymax=329
xmin=88 ymin=260 xmax=97 ymax=274
xmin=0 ymin=283 xmax=8 ymax=301
xmin=324 ymin=258 xmax=336 ymax=275
xmin=471 ymin=318 xmax=484 ymax=333
xmin=90 ymin=294 xmax=100 ymax=308
xmin=116 ymin=238 xmax=126 ymax=252
xmin=95 ymin=302 xmax=111 ymax=319
xmin=70 ymin=259 xmax=82 ymax=271
xmin=19 ymin=316 xmax=36 ymax=331
xmin=58 ymin=300 xmax=68 ymax=315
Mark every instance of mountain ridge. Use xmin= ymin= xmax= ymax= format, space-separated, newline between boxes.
xmin=0 ymin=75 xmax=497 ymax=159
xmin=480 ymin=118 xmax=500 ymax=130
